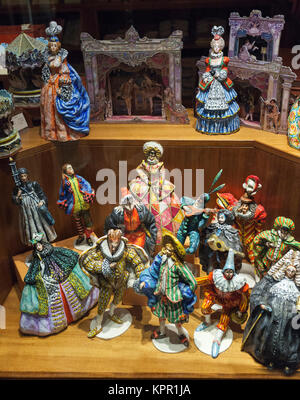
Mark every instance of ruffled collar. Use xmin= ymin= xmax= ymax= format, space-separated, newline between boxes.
xmin=212 ymin=269 xmax=246 ymax=292
xmin=99 ymin=239 xmax=125 ymax=262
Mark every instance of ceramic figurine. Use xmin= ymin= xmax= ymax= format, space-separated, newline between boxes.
xmin=288 ymin=95 xmax=300 ymax=150
xmin=199 ymin=209 xmax=244 ymax=274
xmin=195 ymin=26 xmax=240 ymax=135
xmin=261 ymin=98 xmax=280 ymax=133
xmin=19 ymin=233 xmax=99 ymax=336
xmin=252 ymin=216 xmax=300 ymax=280
xmin=242 ymin=249 xmax=300 ymax=376
xmin=79 ymin=229 xmax=149 ymax=338
xmin=57 ymin=163 xmax=96 ymax=247
xmin=177 ymin=169 xmax=224 ymax=254
xmin=0 ymin=90 xmax=21 ymax=158
xmin=196 ymin=249 xmax=250 ymax=358
xmin=138 ymin=230 xmax=197 ymax=348
xmin=40 ymin=21 xmax=90 ymax=142
xmin=216 ymin=174 xmax=267 ymax=265
xmin=10 ymin=159 xmax=57 ymax=246
xmin=104 ymin=188 xmax=157 ymax=257
xmin=129 ymin=141 xmax=184 ymax=243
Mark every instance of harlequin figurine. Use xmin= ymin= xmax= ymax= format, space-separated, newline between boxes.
xmin=104 ymin=188 xmax=157 ymax=257
xmin=177 ymin=169 xmax=224 ymax=254
xmin=79 ymin=229 xmax=149 ymax=338
xmin=19 ymin=233 xmax=99 ymax=336
xmin=40 ymin=21 xmax=90 ymax=142
xmin=196 ymin=249 xmax=250 ymax=358
xmin=10 ymin=159 xmax=57 ymax=246
xmin=288 ymin=95 xmax=300 ymax=150
xmin=129 ymin=141 xmax=184 ymax=243
xmin=216 ymin=174 xmax=267 ymax=264
xmin=195 ymin=26 xmax=240 ymax=135
xmin=252 ymin=216 xmax=300 ymax=280
xmin=199 ymin=209 xmax=244 ymax=273
xmin=242 ymin=249 xmax=300 ymax=376
xmin=57 ymin=163 xmax=96 ymax=246
xmin=138 ymin=230 xmax=197 ymax=347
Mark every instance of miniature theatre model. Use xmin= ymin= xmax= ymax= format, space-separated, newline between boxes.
xmin=197 ymin=10 xmax=296 ymax=134
xmin=81 ymin=26 xmax=189 ymax=124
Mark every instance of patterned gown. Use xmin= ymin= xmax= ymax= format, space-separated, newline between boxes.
xmin=288 ymin=97 xmax=300 ymax=150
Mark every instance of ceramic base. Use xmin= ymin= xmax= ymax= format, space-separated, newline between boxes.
xmin=73 ymin=234 xmax=98 ymax=252
xmin=152 ymin=324 xmax=189 ymax=354
xmin=194 ymin=321 xmax=233 ymax=356
xmin=96 ymin=308 xmax=132 ymax=340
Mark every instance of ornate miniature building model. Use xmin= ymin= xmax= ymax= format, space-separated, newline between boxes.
xmin=81 ymin=26 xmax=189 ymax=124
xmin=197 ymin=10 xmax=296 ymax=134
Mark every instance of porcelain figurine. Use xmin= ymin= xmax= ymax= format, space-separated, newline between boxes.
xmin=195 ymin=26 xmax=240 ymax=135
xmin=129 ymin=141 xmax=184 ymax=243
xmin=57 ymin=163 xmax=96 ymax=247
xmin=0 ymin=90 xmax=21 ymax=158
xmin=10 ymin=159 xmax=57 ymax=246
xmin=138 ymin=230 xmax=197 ymax=348
xmin=19 ymin=233 xmax=99 ymax=336
xmin=288 ymin=95 xmax=300 ymax=150
xmin=242 ymin=249 xmax=300 ymax=376
xmin=79 ymin=229 xmax=149 ymax=338
xmin=40 ymin=21 xmax=90 ymax=142
xmin=177 ymin=169 xmax=224 ymax=254
xmin=104 ymin=188 xmax=157 ymax=257
xmin=216 ymin=174 xmax=267 ymax=265
xmin=196 ymin=249 xmax=250 ymax=358
xmin=199 ymin=209 xmax=244 ymax=273
xmin=252 ymin=216 xmax=300 ymax=280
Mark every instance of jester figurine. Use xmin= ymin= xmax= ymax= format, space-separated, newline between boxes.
xmin=195 ymin=26 xmax=240 ymax=135
xmin=177 ymin=169 xmax=225 ymax=254
xmin=57 ymin=163 xmax=96 ymax=246
xmin=19 ymin=233 xmax=99 ymax=336
xmin=79 ymin=229 xmax=149 ymax=338
xmin=104 ymin=188 xmax=157 ymax=257
xmin=196 ymin=249 xmax=250 ymax=358
xmin=216 ymin=174 xmax=267 ymax=264
xmin=252 ymin=216 xmax=300 ymax=280
xmin=138 ymin=230 xmax=197 ymax=347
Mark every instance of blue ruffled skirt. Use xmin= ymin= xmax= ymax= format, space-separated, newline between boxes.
xmin=196 ymin=85 xmax=240 ymax=135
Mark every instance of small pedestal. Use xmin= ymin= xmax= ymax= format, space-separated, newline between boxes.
xmin=194 ymin=322 xmax=233 ymax=357
xmin=152 ymin=324 xmax=189 ymax=354
xmin=96 ymin=308 xmax=132 ymax=340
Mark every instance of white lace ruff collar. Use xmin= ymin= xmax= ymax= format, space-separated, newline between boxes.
xmin=213 ymin=269 xmax=246 ymax=292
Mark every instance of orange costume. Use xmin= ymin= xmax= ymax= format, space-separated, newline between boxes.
xmin=123 ymin=207 xmax=146 ymax=249
xmin=196 ymin=270 xmax=250 ymax=332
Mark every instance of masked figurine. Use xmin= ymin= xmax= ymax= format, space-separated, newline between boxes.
xmin=11 ymin=160 xmax=57 ymax=246
xmin=196 ymin=249 xmax=250 ymax=358
xmin=288 ymin=95 xmax=300 ymax=150
xmin=40 ymin=21 xmax=90 ymax=142
xmin=216 ymin=174 xmax=267 ymax=264
xmin=242 ymin=250 xmax=300 ymax=376
xmin=199 ymin=209 xmax=244 ymax=273
xmin=177 ymin=169 xmax=224 ymax=254
xmin=57 ymin=163 xmax=96 ymax=247
xmin=138 ymin=230 xmax=197 ymax=348
xmin=195 ymin=26 xmax=240 ymax=135
xmin=79 ymin=229 xmax=149 ymax=338
xmin=252 ymin=216 xmax=300 ymax=280
xmin=129 ymin=141 xmax=184 ymax=244
xmin=104 ymin=188 xmax=157 ymax=257
xmin=19 ymin=233 xmax=99 ymax=336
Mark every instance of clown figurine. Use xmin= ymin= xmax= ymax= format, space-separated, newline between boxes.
xmin=104 ymin=188 xmax=157 ymax=257
xmin=252 ymin=216 xmax=300 ymax=280
xmin=138 ymin=230 xmax=197 ymax=348
xmin=196 ymin=249 xmax=250 ymax=358
xmin=57 ymin=163 xmax=96 ymax=247
xmin=195 ymin=26 xmax=240 ymax=135
xmin=216 ymin=174 xmax=267 ymax=264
